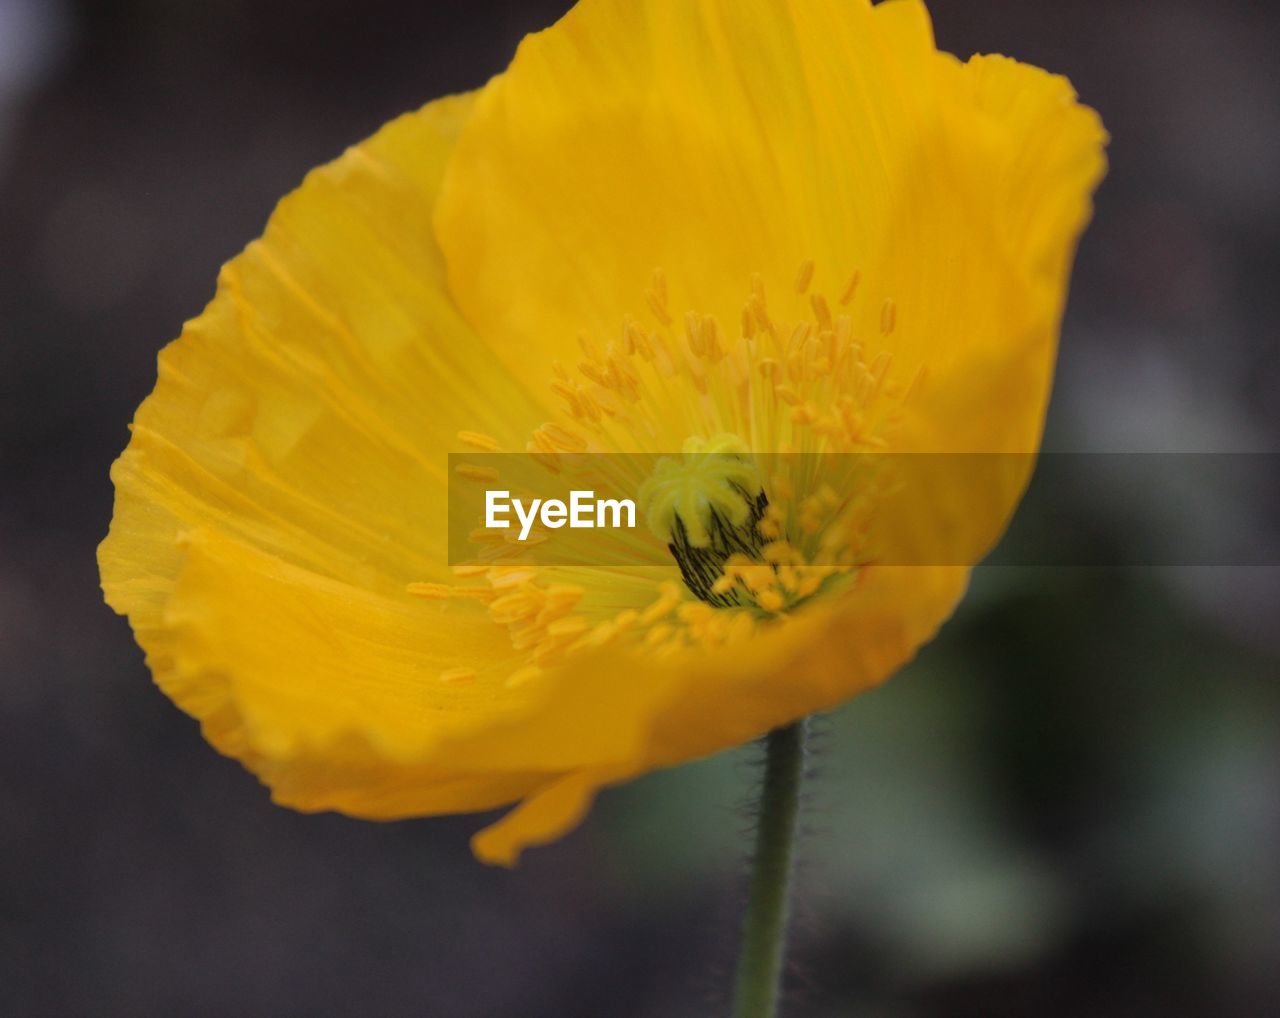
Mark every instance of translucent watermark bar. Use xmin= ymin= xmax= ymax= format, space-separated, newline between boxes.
xmin=447 ymin=453 xmax=1280 ymax=567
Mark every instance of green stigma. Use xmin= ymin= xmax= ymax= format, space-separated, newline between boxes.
xmin=638 ymin=434 xmax=768 ymax=606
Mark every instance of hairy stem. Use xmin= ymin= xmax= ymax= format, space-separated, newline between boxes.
xmin=731 ymin=718 xmax=807 ymax=1018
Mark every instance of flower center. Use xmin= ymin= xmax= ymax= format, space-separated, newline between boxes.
xmin=428 ymin=261 xmax=925 ymax=685
xmin=638 ymin=435 xmax=769 ymax=607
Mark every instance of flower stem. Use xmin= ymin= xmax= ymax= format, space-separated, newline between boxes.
xmin=731 ymin=718 xmax=807 ymax=1018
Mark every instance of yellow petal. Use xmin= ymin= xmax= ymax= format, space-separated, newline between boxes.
xmin=138 ymin=528 xmax=692 ymax=823
xmin=885 ymin=51 xmax=1107 ymax=456
xmin=436 ymin=0 xmax=1105 ymax=454
xmin=472 ymin=767 xmax=621 ymax=868
xmin=438 ymin=0 xmax=916 ymax=371
xmin=643 ymin=565 xmax=970 ymax=766
xmin=100 ymin=94 xmax=559 ymax=818
xmin=102 ymin=91 xmax=550 ymax=637
xmin=469 ymin=562 xmax=968 ymax=866
xmin=161 ymin=529 xmax=528 ymax=763
xmin=429 ymin=0 xmax=1104 ymax=867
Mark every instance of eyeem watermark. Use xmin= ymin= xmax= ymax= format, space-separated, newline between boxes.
xmin=485 ymin=489 xmax=637 ymax=542
xmin=450 ymin=453 xmax=1280 ymax=566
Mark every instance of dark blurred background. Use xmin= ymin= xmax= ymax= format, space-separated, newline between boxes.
xmin=2 ymin=1 xmax=1278 ymax=1015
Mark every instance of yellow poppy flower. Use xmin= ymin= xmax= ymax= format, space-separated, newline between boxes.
xmin=99 ymin=0 xmax=1106 ymax=866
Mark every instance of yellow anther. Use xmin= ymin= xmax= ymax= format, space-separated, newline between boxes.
xmin=457 ymin=430 xmax=501 ymax=452
xmin=406 ymin=582 xmax=452 ymax=600
xmin=902 ymin=364 xmax=928 ymax=405
xmin=776 ymin=564 xmax=800 ymax=593
xmin=652 ymin=267 xmax=668 ymax=302
xmin=646 ymin=287 xmax=672 ymax=326
xmin=727 ymin=611 xmax=757 ymax=643
xmin=532 ymin=639 xmax=568 ymax=667
xmin=791 ymin=403 xmax=817 ymax=426
xmin=641 ymin=592 xmax=677 ymax=626
xmin=700 ymin=315 xmax=723 ymax=361
xmin=802 ymin=333 xmax=824 ymax=370
xmin=739 ymin=565 xmax=777 ymax=594
xmin=525 ymin=440 xmax=562 ymax=473
xmin=756 ymin=589 xmax=785 ymax=613
xmin=839 ymin=270 xmax=861 ymax=306
xmin=550 ymin=379 xmax=578 ymax=405
xmin=455 ymin=464 xmax=500 ymax=483
xmin=644 ymin=623 xmax=675 ymax=648
xmin=711 ymin=575 xmax=738 ymax=596
xmin=820 ymin=328 xmax=837 ymax=365
xmin=811 ymin=292 xmax=833 ymax=330
xmin=489 ymin=593 xmax=537 ymax=625
xmin=504 ymin=665 xmax=542 ymax=690
xmin=545 ymin=584 xmax=586 ymax=607
xmin=794 ymin=258 xmax=815 ymax=294
xmin=546 ymin=616 xmax=589 ymax=638
xmin=508 ymin=621 xmax=541 ymax=652
xmin=750 ymin=295 xmax=773 ymax=335
xmin=763 ymin=540 xmax=802 ymax=565
xmin=796 ymin=571 xmax=829 ymax=598
xmin=880 ymin=298 xmax=897 ymax=335
xmin=569 ymin=620 xmax=617 ymax=652
xmin=677 ymin=601 xmax=715 ymax=627
xmin=685 ymin=311 xmax=704 ymax=356
xmin=539 ymin=423 xmax=588 ymax=452
xmin=578 ymin=360 xmax=608 ymax=386
xmin=488 ymin=567 xmax=537 ymax=589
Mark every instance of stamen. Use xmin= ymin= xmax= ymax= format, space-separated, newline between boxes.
xmin=455 ymin=464 xmax=500 ymax=483
xmin=755 ymin=588 xmax=785 ymax=614
xmin=880 ymin=298 xmax=897 ymax=335
xmin=457 ymin=430 xmax=501 ymax=452
xmin=793 ymin=259 xmax=815 ymax=294
xmin=406 ymin=582 xmax=452 ymax=600
xmin=504 ymin=665 xmax=542 ymax=690
xmin=546 ymin=616 xmax=589 ymax=639
xmin=645 ymin=271 xmax=673 ymax=326
xmin=839 ymin=270 xmax=862 ymax=306
xmin=444 ymin=266 xmax=918 ymax=679
xmin=407 ymin=582 xmax=494 ymax=602
xmin=652 ymin=267 xmax=668 ymax=302
xmin=536 ymin=422 xmax=589 ymax=452
xmin=810 ymin=293 xmax=832 ymax=331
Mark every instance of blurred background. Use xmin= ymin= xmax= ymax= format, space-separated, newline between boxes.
xmin=1 ymin=0 xmax=1277 ymax=1015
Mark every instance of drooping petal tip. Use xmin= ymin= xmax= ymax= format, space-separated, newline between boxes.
xmin=471 ymin=770 xmax=612 ymax=867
